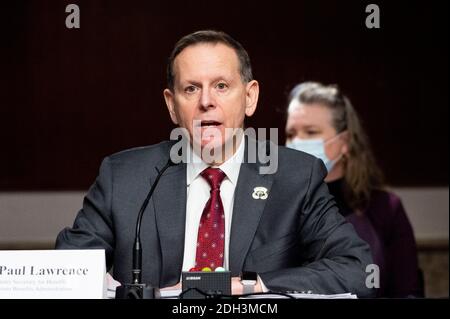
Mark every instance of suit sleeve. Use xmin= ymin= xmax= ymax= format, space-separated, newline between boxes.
xmin=259 ymin=158 xmax=375 ymax=298
xmin=55 ymin=157 xmax=115 ymax=269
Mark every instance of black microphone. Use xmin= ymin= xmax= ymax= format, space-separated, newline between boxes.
xmin=116 ymin=157 xmax=175 ymax=299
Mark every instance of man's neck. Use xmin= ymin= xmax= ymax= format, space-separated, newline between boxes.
xmin=198 ymin=135 xmax=244 ymax=166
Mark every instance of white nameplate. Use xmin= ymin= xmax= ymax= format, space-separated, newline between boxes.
xmin=0 ymin=249 xmax=106 ymax=299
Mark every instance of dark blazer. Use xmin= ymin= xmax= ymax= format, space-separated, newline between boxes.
xmin=328 ymin=179 xmax=422 ymax=297
xmin=56 ymin=139 xmax=374 ymax=297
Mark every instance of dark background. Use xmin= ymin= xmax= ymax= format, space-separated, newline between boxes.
xmin=1 ymin=0 xmax=448 ymax=190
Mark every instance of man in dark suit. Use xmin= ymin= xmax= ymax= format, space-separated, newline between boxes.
xmin=56 ymin=30 xmax=374 ymax=297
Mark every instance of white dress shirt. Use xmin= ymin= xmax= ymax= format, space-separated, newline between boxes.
xmin=181 ymin=139 xmax=245 ymax=271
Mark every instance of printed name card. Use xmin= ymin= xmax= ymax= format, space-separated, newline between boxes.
xmin=0 ymin=249 xmax=106 ymax=299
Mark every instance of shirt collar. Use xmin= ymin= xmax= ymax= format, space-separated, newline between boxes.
xmin=187 ymin=138 xmax=245 ymax=186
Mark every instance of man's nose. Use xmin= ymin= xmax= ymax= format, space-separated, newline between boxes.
xmin=199 ymin=88 xmax=215 ymax=111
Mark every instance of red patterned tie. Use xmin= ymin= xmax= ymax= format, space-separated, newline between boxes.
xmin=195 ymin=167 xmax=226 ymax=270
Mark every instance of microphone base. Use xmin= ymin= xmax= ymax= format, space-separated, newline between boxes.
xmin=116 ymin=284 xmax=160 ymax=299
xmin=181 ymin=271 xmax=231 ymax=299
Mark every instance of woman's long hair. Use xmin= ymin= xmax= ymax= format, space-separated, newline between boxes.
xmin=288 ymin=82 xmax=384 ymax=211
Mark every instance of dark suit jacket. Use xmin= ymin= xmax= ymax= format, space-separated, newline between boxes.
xmin=56 ymin=139 xmax=374 ymax=297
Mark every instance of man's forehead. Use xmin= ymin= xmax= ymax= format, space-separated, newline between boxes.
xmin=173 ymin=43 xmax=240 ymax=81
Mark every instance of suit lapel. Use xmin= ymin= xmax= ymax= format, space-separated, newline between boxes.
xmin=229 ymin=159 xmax=275 ymax=276
xmin=152 ymin=158 xmax=187 ymax=286
xmin=150 ymin=138 xmax=276 ymax=280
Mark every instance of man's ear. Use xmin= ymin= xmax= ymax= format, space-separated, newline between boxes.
xmin=163 ymin=88 xmax=179 ymax=125
xmin=244 ymin=80 xmax=259 ymax=117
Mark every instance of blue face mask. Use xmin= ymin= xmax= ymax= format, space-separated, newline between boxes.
xmin=286 ymin=135 xmax=343 ymax=173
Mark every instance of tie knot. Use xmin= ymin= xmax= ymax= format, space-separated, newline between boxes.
xmin=201 ymin=168 xmax=226 ymax=190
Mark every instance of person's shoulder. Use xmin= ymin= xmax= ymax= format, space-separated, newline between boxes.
xmin=367 ymin=189 xmax=416 ymax=242
xmin=261 ymin=143 xmax=321 ymax=180
xmin=105 ymin=140 xmax=174 ymax=165
xmin=371 ymin=189 xmax=403 ymax=208
xmin=367 ymin=189 xmax=406 ymax=219
xmin=276 ymin=144 xmax=318 ymax=167
xmin=277 ymin=144 xmax=326 ymax=176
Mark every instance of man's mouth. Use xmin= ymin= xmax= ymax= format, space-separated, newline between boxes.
xmin=200 ymin=120 xmax=222 ymax=127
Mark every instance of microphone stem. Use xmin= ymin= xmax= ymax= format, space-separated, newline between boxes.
xmin=132 ymin=159 xmax=173 ymax=285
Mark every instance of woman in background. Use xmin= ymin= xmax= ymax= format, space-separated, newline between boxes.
xmin=285 ymin=82 xmax=422 ymax=297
